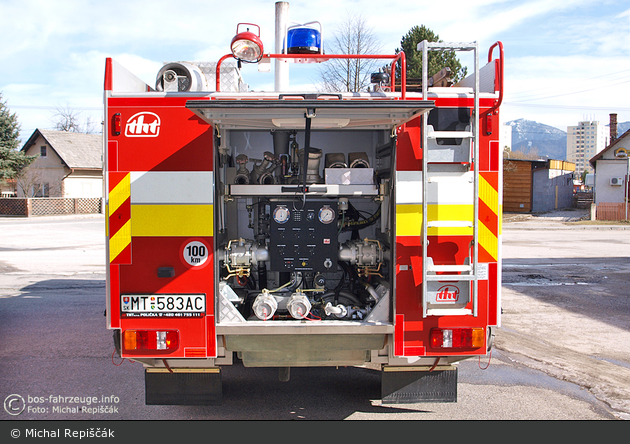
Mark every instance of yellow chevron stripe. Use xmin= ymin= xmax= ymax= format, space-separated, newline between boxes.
xmin=479 ymin=174 xmax=498 ymax=215
xmin=109 ymin=174 xmax=130 ymax=216
xmin=109 ymin=219 xmax=131 ymax=263
xmin=479 ymin=174 xmax=499 ymax=260
xmin=131 ymin=205 xmax=214 ymax=237
xmin=396 ymin=204 xmax=473 ymax=237
xmin=478 ymin=219 xmax=498 ymax=261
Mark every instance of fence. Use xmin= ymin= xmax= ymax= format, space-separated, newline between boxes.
xmin=595 ymin=202 xmax=629 ymax=221
xmin=0 ymin=198 xmax=102 ymax=217
xmin=573 ymin=191 xmax=593 ymax=209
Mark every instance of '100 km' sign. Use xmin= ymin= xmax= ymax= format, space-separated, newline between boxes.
xmin=182 ymin=240 xmax=209 ymax=267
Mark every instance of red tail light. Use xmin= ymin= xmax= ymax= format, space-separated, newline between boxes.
xmin=430 ymin=328 xmax=484 ymax=349
xmin=123 ymin=330 xmax=179 ymax=353
xmin=112 ymin=113 xmax=122 ymax=136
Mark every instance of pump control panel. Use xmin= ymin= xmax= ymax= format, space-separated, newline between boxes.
xmin=269 ymin=200 xmax=338 ymax=272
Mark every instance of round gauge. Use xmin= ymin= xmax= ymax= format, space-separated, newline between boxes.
xmin=273 ymin=206 xmax=291 ymax=224
xmin=318 ymin=206 xmax=335 ymax=224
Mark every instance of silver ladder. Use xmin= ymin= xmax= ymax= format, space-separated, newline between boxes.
xmin=419 ymin=41 xmax=480 ymax=318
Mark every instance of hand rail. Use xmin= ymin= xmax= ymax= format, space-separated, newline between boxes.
xmin=487 ymin=41 xmax=504 ymax=112
xmin=216 ymin=51 xmax=407 ymax=99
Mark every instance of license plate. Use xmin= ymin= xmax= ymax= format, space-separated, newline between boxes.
xmin=121 ymin=294 xmax=205 ymax=318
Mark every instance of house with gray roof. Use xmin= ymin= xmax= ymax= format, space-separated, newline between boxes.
xmin=589 ymin=128 xmax=630 ymax=220
xmin=18 ymin=129 xmax=103 ymax=198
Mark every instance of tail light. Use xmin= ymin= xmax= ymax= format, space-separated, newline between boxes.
xmin=430 ymin=328 xmax=484 ymax=349
xmin=123 ymin=330 xmax=179 ymax=353
xmin=112 ymin=113 xmax=122 ymax=136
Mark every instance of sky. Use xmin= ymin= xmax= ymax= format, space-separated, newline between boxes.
xmin=1 ymin=0 xmax=629 ymax=145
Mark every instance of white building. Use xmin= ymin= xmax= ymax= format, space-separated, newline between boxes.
xmin=500 ymin=123 xmax=512 ymax=154
xmin=566 ymin=121 xmax=609 ymax=176
xmin=589 ymin=129 xmax=630 ymax=220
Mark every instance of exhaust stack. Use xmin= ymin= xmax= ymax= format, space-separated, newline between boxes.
xmin=275 ymin=2 xmax=290 ymax=91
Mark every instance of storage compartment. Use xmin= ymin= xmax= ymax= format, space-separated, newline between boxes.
xmin=214 ymin=128 xmax=393 ymax=324
xmin=184 ymin=97 xmax=433 ymax=328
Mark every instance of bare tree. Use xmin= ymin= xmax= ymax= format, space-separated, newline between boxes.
xmin=317 ymin=12 xmax=382 ymax=92
xmin=16 ymin=166 xmax=63 ymax=197
xmin=16 ymin=168 xmax=45 ymax=197
xmin=504 ymin=148 xmax=541 ymax=160
xmin=51 ymin=103 xmax=98 ymax=134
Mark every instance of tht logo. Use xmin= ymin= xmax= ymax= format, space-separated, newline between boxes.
xmin=125 ymin=112 xmax=160 ymax=137
xmin=436 ymin=285 xmax=460 ymax=302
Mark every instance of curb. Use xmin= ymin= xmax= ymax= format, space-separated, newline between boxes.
xmin=503 ymin=223 xmax=630 ymax=231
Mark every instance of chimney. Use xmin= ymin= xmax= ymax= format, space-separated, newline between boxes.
xmin=610 ymin=113 xmax=618 ymax=143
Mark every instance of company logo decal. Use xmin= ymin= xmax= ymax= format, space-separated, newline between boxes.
xmin=125 ymin=112 xmax=161 ymax=137
xmin=436 ymin=285 xmax=460 ymax=302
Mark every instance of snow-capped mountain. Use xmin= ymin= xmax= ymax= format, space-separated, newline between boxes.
xmin=616 ymin=121 xmax=630 ymax=136
xmin=506 ymin=119 xmax=630 ymax=161
xmin=506 ymin=119 xmax=567 ymax=160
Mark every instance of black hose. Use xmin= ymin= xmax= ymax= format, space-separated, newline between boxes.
xmin=340 ymin=207 xmax=381 ymax=232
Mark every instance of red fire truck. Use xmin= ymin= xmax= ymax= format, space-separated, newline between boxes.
xmin=104 ymin=8 xmax=503 ymax=405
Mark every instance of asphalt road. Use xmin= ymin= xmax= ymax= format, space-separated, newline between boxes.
xmin=498 ymin=211 xmax=630 ymax=420
xmin=0 ymin=213 xmax=626 ymax=422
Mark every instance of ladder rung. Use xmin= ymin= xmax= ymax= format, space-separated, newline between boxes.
xmin=426 ymin=308 xmax=473 ymax=317
xmin=427 ymin=221 xmax=473 ymax=228
xmin=427 ymin=176 xmax=473 ymax=183
xmin=425 ymin=274 xmax=476 ymax=282
xmin=427 ymin=264 xmax=472 ymax=273
xmin=427 ymin=131 xmax=473 ymax=139
xmin=421 ymin=42 xmax=478 ymax=51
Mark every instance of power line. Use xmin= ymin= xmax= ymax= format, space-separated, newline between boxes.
xmin=508 ymin=69 xmax=630 ymax=100
xmin=509 ymin=78 xmax=630 ymax=103
xmin=507 ymin=130 xmax=567 ymax=135
xmin=504 ymin=102 xmax=630 ymax=112
xmin=8 ymin=105 xmax=102 ymax=111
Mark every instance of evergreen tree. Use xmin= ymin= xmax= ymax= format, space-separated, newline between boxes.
xmin=0 ymin=93 xmax=36 ymax=181
xmin=397 ymin=25 xmax=467 ymax=82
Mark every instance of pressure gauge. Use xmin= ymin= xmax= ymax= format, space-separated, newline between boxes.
xmin=318 ymin=205 xmax=335 ymax=224
xmin=273 ymin=205 xmax=291 ymax=224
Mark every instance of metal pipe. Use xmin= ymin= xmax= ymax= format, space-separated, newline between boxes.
xmin=215 ymin=54 xmax=233 ymax=91
xmin=421 ymin=40 xmax=428 ymax=318
xmin=473 ymin=43 xmax=479 ymax=318
xmin=486 ymin=41 xmax=504 ymax=113
xmin=275 ymin=1 xmax=290 ymax=91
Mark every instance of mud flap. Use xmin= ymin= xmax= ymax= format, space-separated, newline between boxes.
xmin=145 ymin=368 xmax=222 ymax=405
xmin=381 ymin=367 xmax=457 ymax=403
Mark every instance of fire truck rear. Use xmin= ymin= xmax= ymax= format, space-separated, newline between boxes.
xmin=104 ymin=9 xmax=504 ymax=405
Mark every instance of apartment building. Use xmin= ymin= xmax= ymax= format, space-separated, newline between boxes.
xmin=566 ymin=120 xmax=609 ymax=176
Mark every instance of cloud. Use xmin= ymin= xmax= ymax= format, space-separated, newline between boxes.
xmin=1 ymin=84 xmax=48 ymax=96
xmin=2 ymin=0 xmax=629 ymax=138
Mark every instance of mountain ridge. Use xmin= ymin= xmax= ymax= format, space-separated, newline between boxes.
xmin=506 ymin=119 xmax=630 ymax=161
